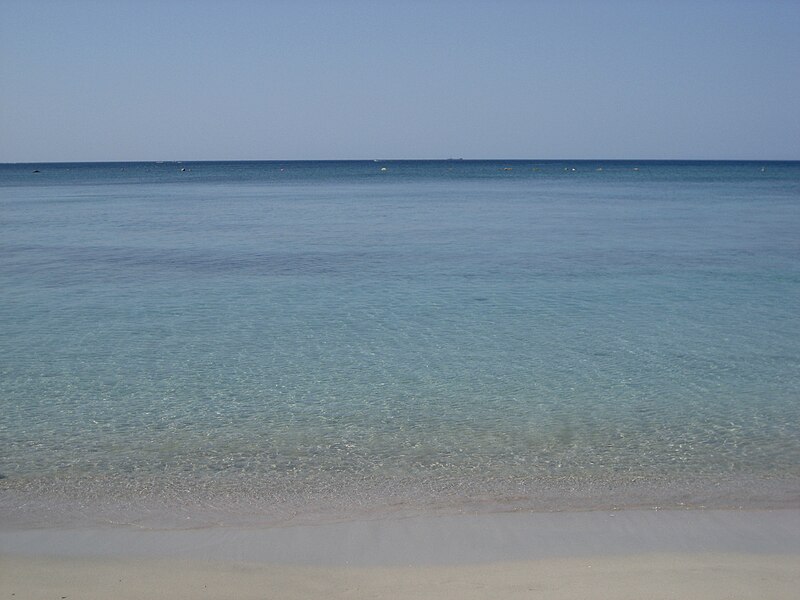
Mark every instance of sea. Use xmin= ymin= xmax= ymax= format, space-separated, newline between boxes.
xmin=1 ymin=160 xmax=799 ymax=528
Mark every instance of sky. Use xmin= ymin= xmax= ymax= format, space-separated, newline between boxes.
xmin=1 ymin=0 xmax=799 ymax=162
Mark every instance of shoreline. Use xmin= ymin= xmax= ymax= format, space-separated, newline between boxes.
xmin=3 ymin=472 xmax=798 ymax=530
xmin=3 ymin=508 xmax=798 ymax=564
xmin=2 ymin=508 xmax=799 ymax=599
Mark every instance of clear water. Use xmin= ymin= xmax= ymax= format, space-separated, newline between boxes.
xmin=1 ymin=160 xmax=799 ymax=526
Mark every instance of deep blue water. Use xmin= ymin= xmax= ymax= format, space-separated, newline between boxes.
xmin=1 ymin=160 xmax=799 ymax=525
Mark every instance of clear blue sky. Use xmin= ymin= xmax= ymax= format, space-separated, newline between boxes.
xmin=2 ymin=0 xmax=799 ymax=162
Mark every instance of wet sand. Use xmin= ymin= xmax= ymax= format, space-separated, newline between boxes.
xmin=2 ymin=509 xmax=799 ymax=599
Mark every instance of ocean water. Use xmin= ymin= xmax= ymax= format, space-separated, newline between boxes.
xmin=1 ymin=160 xmax=799 ymax=526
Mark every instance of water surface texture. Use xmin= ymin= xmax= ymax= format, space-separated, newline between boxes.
xmin=2 ymin=160 xmax=799 ymax=526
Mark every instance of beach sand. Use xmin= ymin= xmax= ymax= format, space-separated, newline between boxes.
xmin=3 ymin=553 xmax=799 ymax=600
xmin=2 ymin=509 xmax=799 ymax=599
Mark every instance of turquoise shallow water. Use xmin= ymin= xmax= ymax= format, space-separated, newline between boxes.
xmin=1 ymin=160 xmax=799 ymax=525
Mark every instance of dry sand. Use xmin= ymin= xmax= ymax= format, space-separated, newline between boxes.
xmin=3 ymin=553 xmax=799 ymax=600
xmin=2 ymin=509 xmax=799 ymax=599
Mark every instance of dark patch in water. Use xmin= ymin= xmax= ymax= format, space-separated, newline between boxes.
xmin=0 ymin=244 xmax=397 ymax=279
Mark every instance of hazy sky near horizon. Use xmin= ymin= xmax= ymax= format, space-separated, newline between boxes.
xmin=2 ymin=0 xmax=799 ymax=162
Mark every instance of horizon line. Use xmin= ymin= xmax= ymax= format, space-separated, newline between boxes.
xmin=3 ymin=157 xmax=800 ymax=165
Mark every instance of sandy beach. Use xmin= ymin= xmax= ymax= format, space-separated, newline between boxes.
xmin=3 ymin=553 xmax=799 ymax=600
xmin=3 ymin=509 xmax=799 ymax=599
xmin=4 ymin=0 xmax=800 ymax=596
